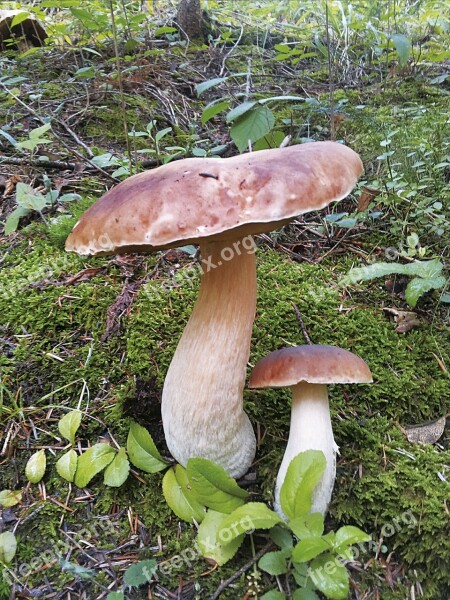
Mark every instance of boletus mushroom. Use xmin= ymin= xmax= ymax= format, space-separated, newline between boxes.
xmin=249 ymin=345 xmax=372 ymax=515
xmin=65 ymin=142 xmax=363 ymax=478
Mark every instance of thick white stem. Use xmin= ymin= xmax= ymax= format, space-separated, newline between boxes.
xmin=274 ymin=382 xmax=338 ymax=516
xmin=161 ymin=237 xmax=257 ymax=478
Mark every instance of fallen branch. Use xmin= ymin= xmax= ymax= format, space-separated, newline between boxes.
xmin=209 ymin=542 xmax=273 ymax=600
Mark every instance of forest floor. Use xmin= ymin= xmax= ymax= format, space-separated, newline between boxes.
xmin=0 ymin=8 xmax=449 ymax=600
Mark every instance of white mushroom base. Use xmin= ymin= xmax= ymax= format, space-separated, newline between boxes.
xmin=274 ymin=382 xmax=338 ymax=517
xmin=161 ymin=238 xmax=257 ymax=479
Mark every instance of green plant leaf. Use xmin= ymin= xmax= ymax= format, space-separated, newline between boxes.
xmin=58 ymin=410 xmax=82 ymax=445
xmin=292 ymin=537 xmax=331 ymax=562
xmin=334 ymin=526 xmax=371 ymax=552
xmin=230 ymin=106 xmax=275 ymax=153
xmin=0 ymin=490 xmax=22 ymax=507
xmin=162 ymin=465 xmax=206 ymax=523
xmin=29 ymin=123 xmax=52 ymax=139
xmin=123 ymin=559 xmax=157 ymax=586
xmin=258 ymin=549 xmax=290 ymax=575
xmin=309 ymin=553 xmax=349 ymax=600
xmin=201 ymin=100 xmax=230 ymax=125
xmin=218 ymin=503 xmax=283 ymax=543
xmin=55 ymin=449 xmax=78 ymax=482
xmin=104 ymin=447 xmax=130 ymax=487
xmin=343 ymin=259 xmax=443 ymax=285
xmin=279 ymin=450 xmax=326 ymax=521
xmin=106 ymin=593 xmax=124 ymax=600
xmin=289 ymin=513 xmax=325 ymax=539
xmin=270 ymin=525 xmax=294 ymax=549
xmin=74 ymin=443 xmax=115 ymax=488
xmin=4 ymin=206 xmax=30 ymax=234
xmin=405 ymin=276 xmax=446 ymax=307
xmin=127 ymin=421 xmax=168 ymax=473
xmin=260 ymin=591 xmax=286 ymax=600
xmin=226 ymin=101 xmax=257 ymax=123
xmin=186 ymin=458 xmax=247 ymax=513
xmin=196 ymin=77 xmax=228 ymax=96
xmin=0 ymin=531 xmax=17 ymax=564
xmin=25 ymin=449 xmax=46 ymax=483
xmin=196 ymin=510 xmax=244 ymax=566
xmin=11 ymin=12 xmax=30 ymax=27
xmin=155 ymin=127 xmax=172 ymax=143
xmin=391 ymin=33 xmax=412 ymax=68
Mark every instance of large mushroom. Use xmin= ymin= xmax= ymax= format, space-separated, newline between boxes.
xmin=65 ymin=142 xmax=363 ymax=478
xmin=249 ymin=345 xmax=373 ymax=515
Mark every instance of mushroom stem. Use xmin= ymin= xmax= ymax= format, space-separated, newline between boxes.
xmin=161 ymin=237 xmax=257 ymax=478
xmin=274 ymin=382 xmax=338 ymax=516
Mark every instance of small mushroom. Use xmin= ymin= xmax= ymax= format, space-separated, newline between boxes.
xmin=65 ymin=143 xmax=363 ymax=478
xmin=0 ymin=10 xmax=47 ymax=51
xmin=249 ymin=345 xmax=372 ymax=515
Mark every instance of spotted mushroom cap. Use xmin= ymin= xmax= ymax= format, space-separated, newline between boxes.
xmin=249 ymin=345 xmax=373 ymax=387
xmin=65 ymin=142 xmax=363 ymax=256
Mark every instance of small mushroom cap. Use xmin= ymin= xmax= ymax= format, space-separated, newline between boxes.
xmin=249 ymin=345 xmax=373 ymax=387
xmin=65 ymin=142 xmax=362 ymax=256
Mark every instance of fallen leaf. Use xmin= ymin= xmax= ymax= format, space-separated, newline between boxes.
xmin=383 ymin=307 xmax=421 ymax=333
xmin=4 ymin=174 xmax=22 ymax=197
xmin=431 ymin=352 xmax=447 ymax=373
xmin=402 ymin=415 xmax=446 ymax=444
xmin=357 ymin=186 xmax=381 ymax=212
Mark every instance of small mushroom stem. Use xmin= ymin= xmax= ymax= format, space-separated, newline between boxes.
xmin=274 ymin=382 xmax=338 ymax=516
xmin=161 ymin=237 xmax=257 ymax=478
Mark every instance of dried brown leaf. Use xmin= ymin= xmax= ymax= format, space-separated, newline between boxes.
xmin=383 ymin=307 xmax=421 ymax=333
xmin=403 ymin=415 xmax=446 ymax=444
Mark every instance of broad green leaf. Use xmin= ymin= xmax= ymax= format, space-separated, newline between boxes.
xmin=58 ymin=410 xmax=82 ymax=445
xmin=162 ymin=465 xmax=206 ymax=523
xmin=74 ymin=443 xmax=115 ymax=488
xmin=342 ymin=259 xmax=443 ymax=285
xmin=0 ymin=128 xmax=18 ymax=147
xmin=230 ymin=106 xmax=275 ymax=153
xmin=127 ymin=421 xmax=167 ymax=473
xmin=59 ymin=557 xmax=95 ymax=579
xmin=186 ymin=458 xmax=247 ymax=513
xmin=0 ymin=531 xmax=17 ymax=564
xmin=195 ymin=77 xmax=228 ymax=96
xmin=25 ymin=449 xmax=46 ymax=483
xmin=270 ymin=525 xmax=294 ymax=549
xmin=29 ymin=123 xmax=52 ymax=139
xmin=11 ymin=12 xmax=30 ymax=27
xmin=279 ymin=450 xmax=326 ymax=521
xmin=309 ymin=554 xmax=349 ymax=600
xmin=226 ymin=101 xmax=257 ymax=123
xmin=289 ymin=513 xmax=325 ymax=539
xmin=154 ymin=26 xmax=177 ymax=36
xmin=91 ymin=153 xmax=119 ymax=168
xmin=405 ymin=276 xmax=446 ymax=307
xmin=253 ymin=130 xmax=286 ymax=150
xmin=107 ymin=593 xmax=124 ymax=600
xmin=334 ymin=526 xmax=370 ymax=552
xmin=104 ymin=447 xmax=130 ymax=487
xmin=201 ymin=100 xmax=230 ymax=125
xmin=155 ymin=127 xmax=172 ymax=143
xmin=260 ymin=591 xmax=286 ymax=600
xmin=0 ymin=490 xmax=22 ymax=507
xmin=15 ymin=183 xmax=47 ymax=211
xmin=196 ymin=510 xmax=244 ymax=566
xmin=292 ymin=537 xmax=331 ymax=562
xmin=218 ymin=503 xmax=283 ymax=543
xmin=391 ymin=33 xmax=412 ymax=68
xmin=258 ymin=549 xmax=290 ymax=575
xmin=123 ymin=559 xmax=157 ymax=586
xmin=4 ymin=206 xmax=30 ymax=234
xmin=56 ymin=450 xmax=78 ymax=482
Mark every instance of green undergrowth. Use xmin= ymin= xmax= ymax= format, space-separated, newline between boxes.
xmin=1 ymin=216 xmax=448 ymax=597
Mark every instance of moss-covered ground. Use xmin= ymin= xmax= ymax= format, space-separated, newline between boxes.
xmin=0 ymin=4 xmax=449 ymax=599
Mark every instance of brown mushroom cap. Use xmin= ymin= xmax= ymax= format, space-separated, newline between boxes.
xmin=65 ymin=142 xmax=363 ymax=256
xmin=249 ymin=345 xmax=373 ymax=387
